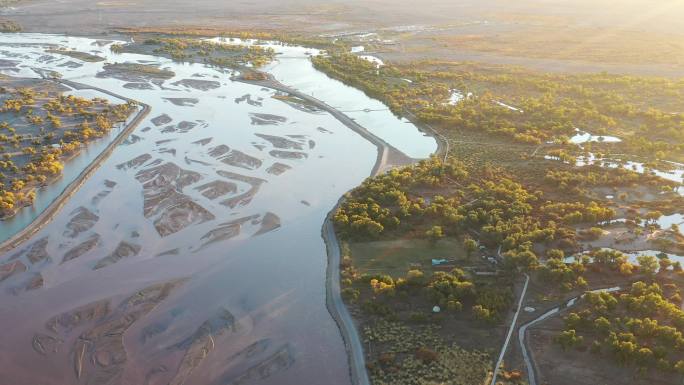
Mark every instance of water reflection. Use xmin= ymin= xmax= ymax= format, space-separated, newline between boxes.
xmin=0 ymin=33 xmax=433 ymax=385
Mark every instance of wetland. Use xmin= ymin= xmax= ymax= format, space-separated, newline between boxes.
xmin=0 ymin=32 xmax=436 ymax=385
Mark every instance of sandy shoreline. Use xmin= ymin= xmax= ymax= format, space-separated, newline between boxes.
xmin=0 ymin=79 xmax=150 ymax=254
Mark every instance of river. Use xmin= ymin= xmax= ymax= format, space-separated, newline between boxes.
xmin=0 ymin=33 xmax=436 ymax=385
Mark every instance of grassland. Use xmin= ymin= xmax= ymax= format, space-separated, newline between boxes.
xmin=348 ymin=238 xmax=467 ymax=276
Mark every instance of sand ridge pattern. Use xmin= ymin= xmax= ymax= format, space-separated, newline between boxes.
xmin=134 ymin=161 xmax=214 ymax=237
xmin=0 ymin=33 xmax=395 ymax=385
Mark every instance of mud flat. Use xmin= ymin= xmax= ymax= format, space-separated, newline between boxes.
xmin=0 ymin=33 xmax=437 ymax=385
xmin=63 ymin=207 xmax=99 ymax=238
xmin=194 ymin=180 xmax=238 ymax=200
xmin=249 ymin=112 xmax=288 ymax=125
xmin=97 ymin=62 xmax=175 ymax=83
xmin=256 ymin=133 xmax=306 ymax=150
xmin=44 ymin=49 xmax=104 ymax=62
xmin=134 ymin=161 xmax=214 ymax=237
xmin=266 ymin=162 xmax=292 ymax=175
xmin=208 ymin=144 xmax=263 ymax=170
xmin=172 ymin=78 xmax=221 ymax=91
xmin=164 ymin=97 xmax=199 ymax=106
xmin=93 ymin=241 xmax=141 ymax=269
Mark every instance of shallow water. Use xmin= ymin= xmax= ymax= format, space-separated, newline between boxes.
xmin=569 ymin=128 xmax=621 ymax=144
xmin=575 ymin=154 xmax=684 ymax=184
xmin=567 ymin=248 xmax=684 ymax=266
xmin=656 ymin=213 xmax=684 ymax=235
xmin=0 ymin=33 xmax=432 ymax=385
xmin=545 ymin=152 xmax=684 ymax=186
xmin=448 ymin=89 xmax=464 ymax=105
xmin=208 ymin=37 xmax=436 ymax=159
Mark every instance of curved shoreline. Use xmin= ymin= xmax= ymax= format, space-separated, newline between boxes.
xmin=239 ymin=73 xmax=447 ymax=385
xmin=0 ymin=44 xmax=439 ymax=385
xmin=322 ymin=211 xmax=371 ymax=385
xmin=236 ymin=75 xmax=416 ymax=175
xmin=0 ymin=79 xmax=150 ymax=254
xmin=237 ymin=72 xmax=450 ymax=385
xmin=236 ymin=74 xmax=394 ymax=385
xmin=319 ymin=131 xmax=446 ymax=385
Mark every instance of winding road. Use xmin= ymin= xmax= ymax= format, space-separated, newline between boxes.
xmin=518 ymin=286 xmax=621 ymax=385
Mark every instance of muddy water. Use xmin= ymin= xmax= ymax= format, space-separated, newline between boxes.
xmin=0 ymin=83 xmax=141 ymax=243
xmin=207 ymin=37 xmax=437 ymax=159
xmin=0 ymin=33 xmax=431 ymax=385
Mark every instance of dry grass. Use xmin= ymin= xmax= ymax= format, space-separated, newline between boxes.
xmin=404 ymin=26 xmax=684 ymax=66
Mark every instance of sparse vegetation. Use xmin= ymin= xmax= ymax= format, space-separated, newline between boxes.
xmin=45 ymin=49 xmax=105 ymax=62
xmin=112 ymin=36 xmax=276 ymax=68
xmin=0 ymin=19 xmax=21 ymax=33
xmin=0 ymin=78 xmax=135 ymax=218
xmin=313 ymin=54 xmax=684 ymax=162
xmin=363 ymin=320 xmax=494 ymax=385
xmin=335 ymin=156 xmax=626 ymax=383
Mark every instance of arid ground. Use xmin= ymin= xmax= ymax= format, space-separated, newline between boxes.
xmin=4 ymin=0 xmax=684 ymax=76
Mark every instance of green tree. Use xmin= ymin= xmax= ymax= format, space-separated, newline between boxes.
xmin=472 ymin=305 xmax=492 ymax=321
xmin=556 ymin=329 xmax=583 ymax=350
xmin=675 ymin=360 xmax=684 ymax=374
xmin=636 ymin=255 xmax=659 ymax=278
xmin=546 ymin=248 xmax=565 ymax=259
xmin=464 ymin=237 xmax=478 ymax=259
xmin=659 ymin=257 xmax=672 ymax=273
xmin=426 ymin=225 xmax=444 ymax=244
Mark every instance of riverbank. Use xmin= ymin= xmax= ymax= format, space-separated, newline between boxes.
xmin=235 ymin=74 xmax=416 ymax=175
xmin=0 ymin=79 xmax=150 ymax=253
xmin=315 ymin=107 xmax=449 ymax=385
xmin=0 ymin=32 xmax=435 ymax=385
xmin=238 ymin=73 xmax=435 ymax=385
xmin=0 ymin=31 xmax=445 ymax=385
xmin=0 ymin=32 xmax=393 ymax=385
xmin=5 ymin=0 xmax=684 ymax=79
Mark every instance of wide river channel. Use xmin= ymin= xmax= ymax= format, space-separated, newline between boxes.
xmin=0 ymin=33 xmax=436 ymax=385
